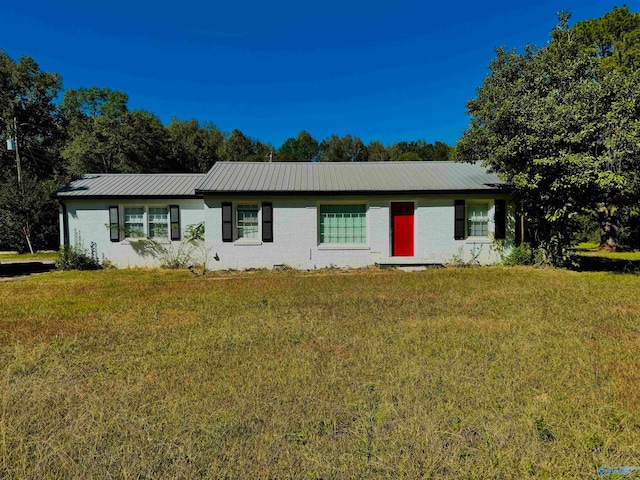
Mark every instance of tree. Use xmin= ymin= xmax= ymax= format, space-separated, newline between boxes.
xmin=278 ymin=130 xmax=319 ymax=162
xmin=217 ymin=129 xmax=256 ymax=162
xmin=457 ymin=10 xmax=640 ymax=264
xmin=0 ymin=51 xmax=63 ymax=251
xmin=433 ymin=141 xmax=455 ymax=161
xmin=278 ymin=137 xmax=299 ymax=161
xmin=384 ymin=139 xmax=454 ymax=161
xmin=396 ymin=151 xmax=422 ymax=161
xmin=367 ymin=140 xmax=389 ymax=161
xmin=319 ymin=134 xmax=347 ymax=162
xmin=61 ymin=88 xmax=174 ymax=174
xmin=572 ymin=6 xmax=640 ymax=71
xmin=165 ymin=118 xmax=223 ymax=172
xmin=247 ymin=139 xmax=274 ymax=162
xmin=319 ymin=134 xmax=368 ymax=162
xmin=0 ymin=51 xmax=62 ymax=155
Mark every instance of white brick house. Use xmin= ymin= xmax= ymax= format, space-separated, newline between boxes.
xmin=53 ymin=162 xmax=513 ymax=269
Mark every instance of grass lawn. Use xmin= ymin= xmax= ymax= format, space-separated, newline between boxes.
xmin=574 ymin=243 xmax=640 ymax=273
xmin=1 ymin=267 xmax=639 ymax=478
xmin=576 ymin=243 xmax=640 ymax=261
xmin=0 ymin=251 xmax=57 ymax=262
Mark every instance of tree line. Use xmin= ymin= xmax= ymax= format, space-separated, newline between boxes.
xmin=0 ymin=52 xmax=453 ymax=252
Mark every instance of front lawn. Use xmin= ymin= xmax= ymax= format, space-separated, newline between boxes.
xmin=574 ymin=243 xmax=640 ymax=272
xmin=0 ymin=251 xmax=57 ymax=262
xmin=1 ymin=267 xmax=639 ymax=478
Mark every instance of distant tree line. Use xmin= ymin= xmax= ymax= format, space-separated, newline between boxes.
xmin=0 ymin=50 xmax=455 ymax=251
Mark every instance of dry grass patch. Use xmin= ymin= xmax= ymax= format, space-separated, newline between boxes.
xmin=1 ymin=267 xmax=640 ymax=478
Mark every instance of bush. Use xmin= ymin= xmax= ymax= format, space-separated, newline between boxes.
xmin=129 ymin=222 xmax=207 ymax=269
xmin=502 ymin=244 xmax=534 ymax=266
xmin=56 ymin=242 xmax=101 ymax=271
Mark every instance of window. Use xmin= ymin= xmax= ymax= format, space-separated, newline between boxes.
xmin=222 ymin=203 xmax=273 ymax=243
xmin=148 ymin=207 xmax=169 ymax=238
xmin=319 ymin=204 xmax=366 ymax=244
xmin=467 ymin=202 xmax=489 ymax=237
xmin=119 ymin=205 xmax=179 ymax=241
xmin=236 ymin=204 xmax=259 ymax=239
xmin=124 ymin=207 xmax=144 ymax=238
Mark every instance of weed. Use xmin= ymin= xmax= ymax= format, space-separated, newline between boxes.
xmin=585 ymin=433 xmax=604 ymax=452
xmin=535 ymin=418 xmax=555 ymax=442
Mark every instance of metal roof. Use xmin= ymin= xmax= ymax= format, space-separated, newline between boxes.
xmin=196 ymin=162 xmax=505 ymax=194
xmin=52 ymin=173 xmax=206 ymax=198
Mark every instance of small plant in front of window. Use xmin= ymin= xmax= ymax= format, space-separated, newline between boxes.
xmin=448 ymin=245 xmax=483 ymax=267
xmin=130 ymin=222 xmax=206 ymax=269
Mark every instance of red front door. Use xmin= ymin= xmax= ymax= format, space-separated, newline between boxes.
xmin=391 ymin=202 xmax=414 ymax=256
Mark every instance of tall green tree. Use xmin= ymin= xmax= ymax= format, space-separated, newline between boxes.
xmin=457 ymin=10 xmax=640 ymax=264
xmin=278 ymin=130 xmax=319 ymax=162
xmin=165 ymin=118 xmax=223 ymax=172
xmin=366 ymin=140 xmax=390 ymax=161
xmin=319 ymin=134 xmax=368 ymax=162
xmin=217 ymin=129 xmax=256 ymax=162
xmin=0 ymin=51 xmax=63 ymax=251
xmin=433 ymin=141 xmax=455 ymax=161
xmin=61 ymin=87 xmax=172 ymax=174
xmin=572 ymin=6 xmax=640 ymax=71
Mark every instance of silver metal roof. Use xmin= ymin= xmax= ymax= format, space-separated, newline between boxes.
xmin=196 ymin=162 xmax=505 ymax=193
xmin=52 ymin=173 xmax=206 ymax=198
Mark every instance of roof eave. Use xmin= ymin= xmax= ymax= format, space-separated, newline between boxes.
xmin=195 ymin=187 xmax=509 ymax=196
xmin=51 ymin=194 xmax=204 ymax=200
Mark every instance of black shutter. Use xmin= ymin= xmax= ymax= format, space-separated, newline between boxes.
xmin=222 ymin=202 xmax=233 ymax=242
xmin=454 ymin=200 xmax=466 ymax=240
xmin=494 ymin=199 xmax=506 ymax=239
xmin=170 ymin=205 xmax=181 ymax=241
xmin=109 ymin=206 xmax=120 ymax=242
xmin=262 ymin=202 xmax=273 ymax=242
xmin=61 ymin=203 xmax=70 ymax=247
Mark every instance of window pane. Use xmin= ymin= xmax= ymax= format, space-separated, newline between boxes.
xmin=124 ymin=207 xmax=144 ymax=237
xmin=148 ymin=207 xmax=169 ymax=238
xmin=319 ymin=204 xmax=366 ymax=244
xmin=467 ymin=203 xmax=489 ymax=237
xmin=236 ymin=204 xmax=259 ymax=239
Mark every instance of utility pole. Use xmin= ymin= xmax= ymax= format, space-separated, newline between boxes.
xmin=7 ymin=117 xmax=33 ymax=253
xmin=13 ymin=117 xmax=23 ymax=196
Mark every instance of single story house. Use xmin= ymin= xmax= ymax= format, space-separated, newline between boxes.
xmin=52 ymin=161 xmax=513 ymax=269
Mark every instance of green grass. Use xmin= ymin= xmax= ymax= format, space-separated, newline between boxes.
xmin=1 ymin=267 xmax=640 ymax=478
xmin=0 ymin=251 xmax=57 ymax=262
xmin=574 ymin=243 xmax=640 ymax=272
xmin=577 ymin=247 xmax=640 ymax=261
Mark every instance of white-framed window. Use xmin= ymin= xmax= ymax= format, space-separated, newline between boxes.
xmin=222 ymin=202 xmax=272 ymax=243
xmin=148 ymin=207 xmax=169 ymax=238
xmin=319 ymin=204 xmax=367 ymax=245
xmin=467 ymin=202 xmax=490 ymax=237
xmin=124 ymin=207 xmax=145 ymax=238
xmin=236 ymin=204 xmax=259 ymax=240
xmin=117 ymin=205 xmax=176 ymax=241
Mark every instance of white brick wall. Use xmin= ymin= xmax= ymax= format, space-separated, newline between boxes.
xmin=61 ymin=199 xmax=205 ymax=267
xmin=203 ymin=195 xmax=512 ymax=269
xmin=60 ymin=195 xmax=513 ymax=269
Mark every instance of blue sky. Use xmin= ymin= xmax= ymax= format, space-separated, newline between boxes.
xmin=1 ymin=1 xmax=635 ymax=148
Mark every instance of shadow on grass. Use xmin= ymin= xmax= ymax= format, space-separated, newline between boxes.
xmin=572 ymin=255 xmax=640 ymax=273
xmin=0 ymin=261 xmax=56 ymax=277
